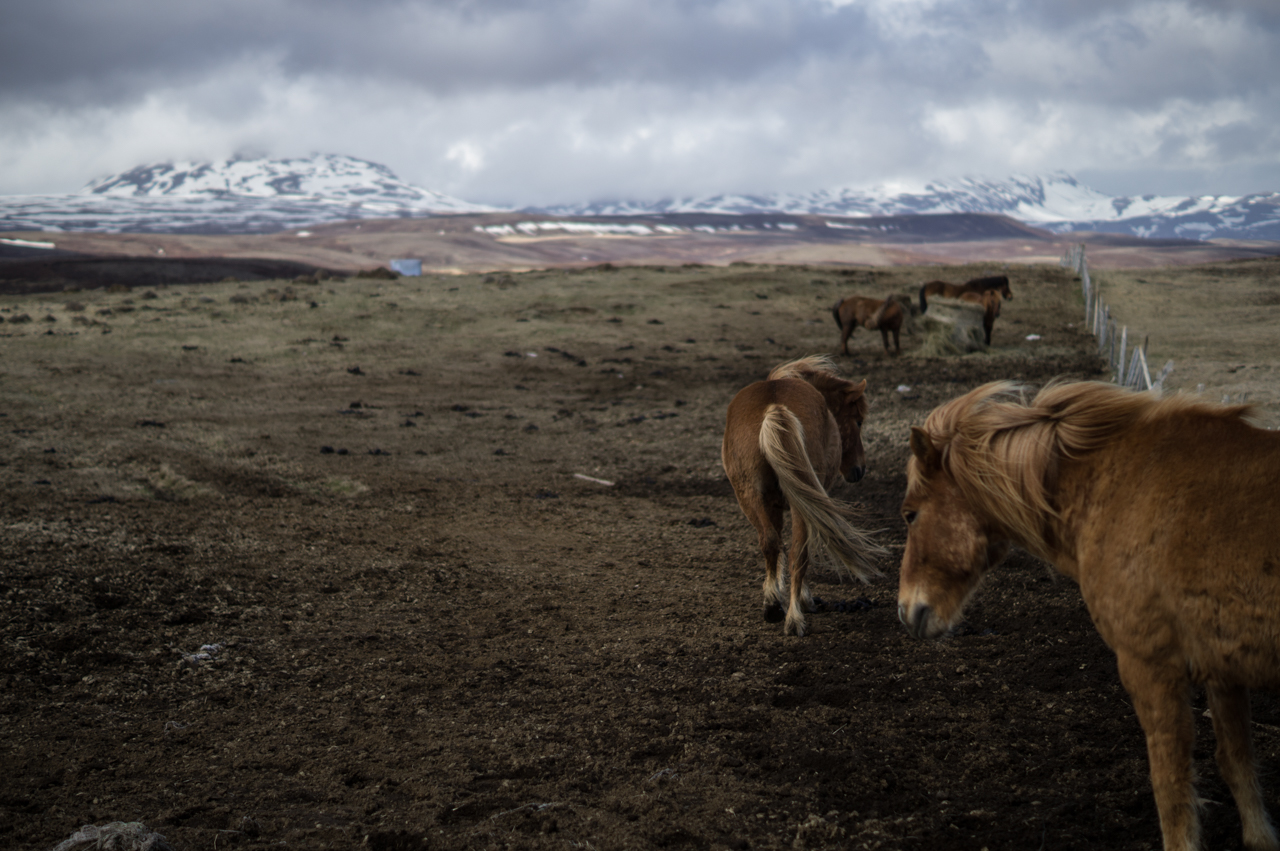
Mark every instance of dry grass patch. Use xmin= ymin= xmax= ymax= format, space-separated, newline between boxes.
xmin=1084 ymin=256 xmax=1280 ymax=424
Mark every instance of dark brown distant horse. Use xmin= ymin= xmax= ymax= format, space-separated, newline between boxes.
xmin=918 ymin=275 xmax=1012 ymax=313
xmin=958 ymin=289 xmax=1002 ymax=345
xmin=722 ymin=356 xmax=885 ymax=636
xmin=831 ymin=295 xmax=904 ymax=354
xmin=898 ymin=380 xmax=1280 ymax=851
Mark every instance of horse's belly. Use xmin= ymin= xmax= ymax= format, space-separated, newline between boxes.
xmin=1181 ymin=583 xmax=1280 ymax=687
xmin=1082 ymin=552 xmax=1280 ymax=687
xmin=1187 ymin=617 xmax=1280 ymax=688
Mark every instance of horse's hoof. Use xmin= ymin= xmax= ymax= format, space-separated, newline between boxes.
xmin=763 ymin=603 xmax=785 ymax=623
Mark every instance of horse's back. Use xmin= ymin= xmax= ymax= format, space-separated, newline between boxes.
xmin=964 ymin=274 xmax=1011 ymax=298
xmin=726 ymin=378 xmax=830 ymax=437
xmin=835 ymin=296 xmax=875 ymax=326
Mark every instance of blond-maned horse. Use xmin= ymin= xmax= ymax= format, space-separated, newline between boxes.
xmin=722 ymin=356 xmax=885 ymax=636
xmin=831 ymin=295 xmax=904 ymax=355
xmin=957 ymin=289 xmax=1002 ymax=345
xmin=918 ymin=274 xmax=1012 ymax=314
xmin=898 ymin=380 xmax=1280 ymax=851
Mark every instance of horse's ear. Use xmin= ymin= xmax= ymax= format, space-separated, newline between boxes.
xmin=846 ymin=378 xmax=867 ymax=398
xmin=909 ymin=427 xmax=941 ymax=472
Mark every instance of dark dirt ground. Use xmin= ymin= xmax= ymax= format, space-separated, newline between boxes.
xmin=4 ymin=260 xmax=1278 ymax=850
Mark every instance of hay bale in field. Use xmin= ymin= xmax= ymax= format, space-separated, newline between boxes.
xmin=915 ymin=296 xmax=987 ymax=356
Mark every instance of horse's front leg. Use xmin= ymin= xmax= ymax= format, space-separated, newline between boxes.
xmin=1117 ymin=653 xmax=1199 ymax=851
xmin=785 ymin=512 xmax=811 ymax=636
xmin=1206 ymin=681 xmax=1279 ymax=850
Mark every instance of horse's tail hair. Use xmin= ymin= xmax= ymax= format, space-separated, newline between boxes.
xmin=831 ymin=299 xmax=844 ymax=330
xmin=758 ymin=404 xmax=885 ymax=580
xmin=918 ymin=283 xmax=930 ymax=314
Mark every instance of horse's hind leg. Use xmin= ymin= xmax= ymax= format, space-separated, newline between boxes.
xmin=752 ymin=502 xmax=787 ymax=623
xmin=1206 ymin=682 xmax=1278 ymax=850
xmin=784 ymin=512 xmax=812 ymax=636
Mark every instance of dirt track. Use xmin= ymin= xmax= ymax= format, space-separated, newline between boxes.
xmin=2 ymin=261 xmax=1274 ymax=850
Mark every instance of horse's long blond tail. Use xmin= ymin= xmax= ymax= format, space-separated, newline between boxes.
xmin=758 ymin=404 xmax=885 ymax=580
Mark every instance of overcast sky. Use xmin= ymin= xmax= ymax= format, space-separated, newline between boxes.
xmin=2 ymin=0 xmax=1278 ymax=205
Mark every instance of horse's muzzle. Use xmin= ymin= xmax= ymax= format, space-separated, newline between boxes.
xmin=846 ymin=465 xmax=866 ymax=483
xmin=898 ymin=601 xmax=937 ymax=640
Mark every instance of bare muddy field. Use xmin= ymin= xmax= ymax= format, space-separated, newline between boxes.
xmin=2 ymin=261 xmax=1277 ymax=850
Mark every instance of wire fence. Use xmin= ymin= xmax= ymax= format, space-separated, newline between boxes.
xmin=1060 ymin=244 xmax=1174 ymax=393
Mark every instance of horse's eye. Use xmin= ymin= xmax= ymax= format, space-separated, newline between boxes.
xmin=903 ymin=510 xmax=918 ymax=525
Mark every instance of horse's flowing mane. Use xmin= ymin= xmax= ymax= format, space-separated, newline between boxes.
xmin=920 ymin=380 xmax=1253 ymax=559
xmin=768 ymin=355 xmax=840 ymax=383
xmin=768 ymin=355 xmax=869 ymax=421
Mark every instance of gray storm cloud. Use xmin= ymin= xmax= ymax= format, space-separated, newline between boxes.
xmin=1 ymin=0 xmax=1277 ymax=202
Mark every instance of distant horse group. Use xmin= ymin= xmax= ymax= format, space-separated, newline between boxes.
xmin=918 ymin=274 xmax=1012 ymax=314
xmin=832 ymin=275 xmax=1011 ymax=356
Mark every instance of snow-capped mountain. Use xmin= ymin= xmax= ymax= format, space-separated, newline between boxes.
xmin=531 ymin=173 xmax=1280 ymax=241
xmin=530 ymin=173 xmax=1108 ymax=219
xmin=1 ymin=156 xmax=1277 ymax=240
xmin=0 ymin=155 xmax=497 ymax=234
xmin=84 ymin=154 xmax=488 ymax=209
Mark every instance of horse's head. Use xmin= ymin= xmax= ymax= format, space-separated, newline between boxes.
xmin=834 ymin=377 xmax=868 ymax=482
xmin=897 ymin=426 xmax=1009 ymax=639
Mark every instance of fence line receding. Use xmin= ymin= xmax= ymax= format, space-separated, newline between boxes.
xmin=1060 ymin=244 xmax=1173 ymax=393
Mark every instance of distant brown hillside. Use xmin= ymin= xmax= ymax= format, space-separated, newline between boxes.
xmin=2 ymin=211 xmax=1277 ymax=294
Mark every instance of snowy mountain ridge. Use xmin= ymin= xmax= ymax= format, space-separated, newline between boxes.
xmin=0 ymin=154 xmax=1277 ymax=240
xmin=83 ymin=154 xmax=494 ymax=212
xmin=532 ymin=172 xmax=1280 ymax=241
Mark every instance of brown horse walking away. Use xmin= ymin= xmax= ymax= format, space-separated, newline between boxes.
xmin=831 ymin=295 xmax=904 ymax=354
xmin=722 ymin=356 xmax=885 ymax=636
xmin=918 ymin=274 xmax=1012 ymax=313
xmin=898 ymin=380 xmax=1280 ymax=851
xmin=958 ymin=289 xmax=1002 ymax=345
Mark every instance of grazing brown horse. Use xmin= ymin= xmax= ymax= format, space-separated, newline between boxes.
xmin=722 ymin=356 xmax=885 ymax=636
xmin=898 ymin=380 xmax=1280 ymax=851
xmin=957 ymin=289 xmax=1002 ymax=345
xmin=831 ymin=295 xmax=904 ymax=354
xmin=918 ymin=274 xmax=1012 ymax=313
